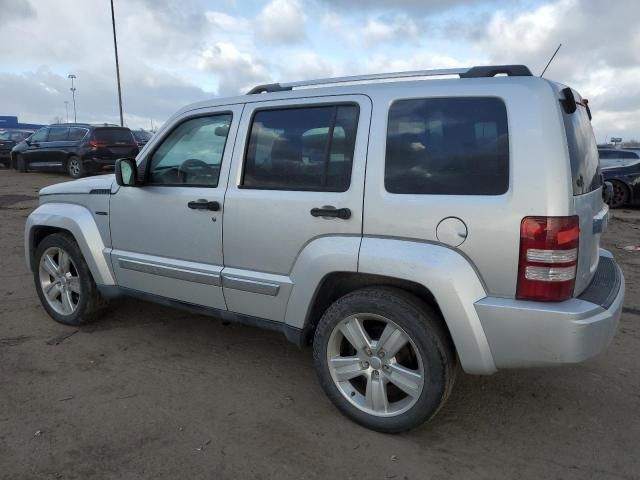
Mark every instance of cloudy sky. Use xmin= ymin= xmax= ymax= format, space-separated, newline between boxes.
xmin=1 ymin=0 xmax=638 ymax=141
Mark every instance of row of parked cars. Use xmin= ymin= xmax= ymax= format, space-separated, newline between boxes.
xmin=0 ymin=124 xmax=152 ymax=179
xmin=0 ymin=122 xmax=637 ymax=208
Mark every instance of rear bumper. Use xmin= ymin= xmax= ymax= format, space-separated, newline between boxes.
xmin=475 ymin=250 xmax=624 ymax=368
xmin=82 ymin=157 xmax=117 ymax=173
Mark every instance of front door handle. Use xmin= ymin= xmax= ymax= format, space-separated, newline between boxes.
xmin=310 ymin=206 xmax=351 ymax=219
xmin=188 ymin=199 xmax=220 ymax=211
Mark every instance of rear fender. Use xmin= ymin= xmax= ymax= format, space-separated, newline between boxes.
xmin=357 ymin=237 xmax=496 ymax=374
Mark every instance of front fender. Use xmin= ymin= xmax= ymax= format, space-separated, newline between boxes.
xmin=25 ymin=203 xmax=116 ymax=285
xmin=358 ymin=237 xmax=496 ymax=374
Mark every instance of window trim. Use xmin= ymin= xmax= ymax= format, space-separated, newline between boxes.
xmin=239 ymin=101 xmax=360 ymax=193
xmin=383 ymin=95 xmax=510 ymax=196
xmin=142 ymin=111 xmax=234 ymax=188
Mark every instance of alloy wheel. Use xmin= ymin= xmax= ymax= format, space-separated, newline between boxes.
xmin=38 ymin=247 xmax=81 ymax=315
xmin=68 ymin=158 xmax=81 ymax=177
xmin=326 ymin=314 xmax=425 ymax=417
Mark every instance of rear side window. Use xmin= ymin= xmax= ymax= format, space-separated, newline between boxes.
xmin=92 ymin=128 xmax=135 ymax=145
xmin=242 ymin=105 xmax=359 ymax=191
xmin=385 ymin=97 xmax=509 ymax=195
xmin=561 ymin=102 xmax=601 ymax=194
xmin=47 ymin=127 xmax=69 ymax=141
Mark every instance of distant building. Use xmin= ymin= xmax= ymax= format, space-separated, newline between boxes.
xmin=0 ymin=116 xmax=44 ymax=130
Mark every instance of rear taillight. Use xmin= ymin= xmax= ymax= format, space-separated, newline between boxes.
xmin=89 ymin=140 xmax=108 ymax=148
xmin=516 ymin=216 xmax=580 ymax=302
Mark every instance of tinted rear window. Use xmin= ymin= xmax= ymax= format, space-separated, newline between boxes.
xmin=92 ymin=128 xmax=135 ymax=144
xmin=385 ymin=97 xmax=509 ymax=195
xmin=562 ymin=102 xmax=601 ymax=194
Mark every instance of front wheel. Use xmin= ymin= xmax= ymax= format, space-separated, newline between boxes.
xmin=34 ymin=233 xmax=107 ymax=325
xmin=313 ymin=287 xmax=457 ymax=433
xmin=66 ymin=156 xmax=85 ymax=178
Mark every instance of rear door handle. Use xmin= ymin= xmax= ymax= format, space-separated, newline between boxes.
xmin=310 ymin=206 xmax=351 ymax=219
xmin=188 ymin=199 xmax=220 ymax=211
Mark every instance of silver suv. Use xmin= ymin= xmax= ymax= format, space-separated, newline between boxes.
xmin=25 ymin=65 xmax=625 ymax=432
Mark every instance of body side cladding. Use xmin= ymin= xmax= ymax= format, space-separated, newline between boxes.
xmin=97 ymin=285 xmax=304 ymax=345
xmin=25 ymin=203 xmax=116 ymax=285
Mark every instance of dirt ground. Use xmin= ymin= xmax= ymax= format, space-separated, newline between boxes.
xmin=0 ymin=168 xmax=639 ymax=480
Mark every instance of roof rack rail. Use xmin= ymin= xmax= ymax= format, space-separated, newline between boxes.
xmin=246 ymin=64 xmax=533 ymax=94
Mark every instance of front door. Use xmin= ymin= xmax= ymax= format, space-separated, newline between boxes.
xmin=222 ymin=95 xmax=371 ymax=321
xmin=109 ymin=105 xmax=242 ymax=309
xmin=23 ymin=127 xmax=49 ymax=166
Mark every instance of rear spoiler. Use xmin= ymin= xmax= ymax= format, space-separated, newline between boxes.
xmin=560 ymin=87 xmax=592 ymax=120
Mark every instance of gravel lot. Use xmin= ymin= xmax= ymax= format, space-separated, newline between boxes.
xmin=1 ymin=168 xmax=639 ymax=480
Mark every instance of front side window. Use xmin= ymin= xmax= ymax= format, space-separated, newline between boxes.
xmin=47 ymin=127 xmax=69 ymax=141
xmin=30 ymin=128 xmax=48 ymax=143
xmin=242 ymin=105 xmax=359 ymax=191
xmin=148 ymin=114 xmax=232 ymax=186
xmin=385 ymin=97 xmax=509 ymax=195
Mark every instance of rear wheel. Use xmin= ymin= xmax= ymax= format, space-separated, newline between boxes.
xmin=16 ymin=154 xmax=26 ymax=172
xmin=34 ymin=233 xmax=107 ymax=325
xmin=313 ymin=287 xmax=457 ymax=433
xmin=66 ymin=156 xmax=85 ymax=178
xmin=608 ymin=181 xmax=629 ymax=208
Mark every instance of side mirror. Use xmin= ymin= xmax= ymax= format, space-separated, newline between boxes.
xmin=115 ymin=158 xmax=139 ymax=186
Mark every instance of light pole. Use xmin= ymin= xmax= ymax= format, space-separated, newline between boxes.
xmin=64 ymin=101 xmax=69 ymax=123
xmin=68 ymin=74 xmax=77 ymax=123
xmin=111 ymin=0 xmax=124 ymax=127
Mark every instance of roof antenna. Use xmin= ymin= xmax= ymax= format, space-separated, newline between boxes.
xmin=540 ymin=43 xmax=562 ymax=77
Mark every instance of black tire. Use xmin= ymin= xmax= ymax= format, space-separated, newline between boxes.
xmin=16 ymin=153 xmax=27 ymax=172
xmin=608 ymin=181 xmax=629 ymax=209
xmin=313 ymin=287 xmax=457 ymax=433
xmin=66 ymin=155 xmax=85 ymax=178
xmin=33 ymin=233 xmax=107 ymax=325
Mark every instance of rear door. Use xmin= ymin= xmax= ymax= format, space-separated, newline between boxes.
xmin=222 ymin=95 xmax=371 ymax=321
xmin=45 ymin=126 xmax=70 ymax=165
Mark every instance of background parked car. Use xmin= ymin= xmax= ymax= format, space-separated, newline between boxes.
xmin=11 ymin=124 xmax=139 ymax=178
xmin=598 ymin=148 xmax=640 ymax=208
xmin=0 ymin=128 xmax=34 ymax=167
xmin=132 ymin=129 xmax=153 ymax=148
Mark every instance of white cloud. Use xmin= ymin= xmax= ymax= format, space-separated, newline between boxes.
xmin=474 ymin=0 xmax=640 ymax=140
xmin=255 ymin=0 xmax=306 ymax=44
xmin=358 ymin=15 xmax=419 ymax=47
xmin=198 ymin=42 xmax=271 ymax=96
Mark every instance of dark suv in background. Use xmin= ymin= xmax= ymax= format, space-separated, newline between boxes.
xmin=598 ymin=148 xmax=640 ymax=208
xmin=11 ymin=124 xmax=139 ymax=178
xmin=0 ymin=129 xmax=34 ymax=167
